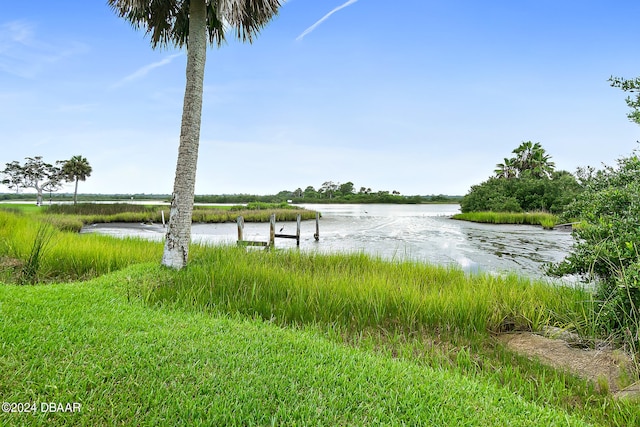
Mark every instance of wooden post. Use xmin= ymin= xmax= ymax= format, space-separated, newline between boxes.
xmin=296 ymin=214 xmax=301 ymax=246
xmin=314 ymin=212 xmax=320 ymax=241
xmin=237 ymin=216 xmax=244 ymax=244
xmin=269 ymin=213 xmax=276 ymax=248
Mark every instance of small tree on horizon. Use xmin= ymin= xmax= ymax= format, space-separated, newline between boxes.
xmin=60 ymin=155 xmax=92 ymax=205
xmin=10 ymin=156 xmax=64 ymax=206
xmin=1 ymin=161 xmax=25 ymax=194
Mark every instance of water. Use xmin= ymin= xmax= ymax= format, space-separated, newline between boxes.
xmin=81 ymin=204 xmax=574 ymax=280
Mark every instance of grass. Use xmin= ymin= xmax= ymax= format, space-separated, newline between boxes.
xmin=453 ymin=211 xmax=560 ymax=229
xmin=38 ymin=203 xmax=317 ymax=226
xmin=1 ymin=209 xmax=639 ymax=425
xmin=0 ymin=266 xmax=593 ymax=427
xmin=151 ymin=247 xmax=585 ymax=340
xmin=0 ymin=210 xmax=161 ymax=283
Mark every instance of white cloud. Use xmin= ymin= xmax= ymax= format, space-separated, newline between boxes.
xmin=110 ymin=53 xmax=183 ymax=89
xmin=0 ymin=20 xmax=87 ymax=78
xmin=296 ymin=0 xmax=358 ymax=41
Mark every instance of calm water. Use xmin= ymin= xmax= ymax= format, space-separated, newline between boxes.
xmin=82 ymin=204 xmax=574 ymax=280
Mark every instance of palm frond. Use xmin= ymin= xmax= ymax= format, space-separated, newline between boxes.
xmin=108 ymin=0 xmax=282 ymax=49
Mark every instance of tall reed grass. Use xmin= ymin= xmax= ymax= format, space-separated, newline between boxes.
xmin=146 ymin=246 xmax=589 ymax=342
xmin=41 ymin=203 xmax=316 ymax=225
xmin=453 ymin=211 xmax=559 ymax=229
xmin=0 ymin=210 xmax=161 ymax=282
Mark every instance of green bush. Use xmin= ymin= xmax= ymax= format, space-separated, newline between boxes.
xmin=552 ymin=153 xmax=640 ymax=353
xmin=460 ymin=171 xmax=581 ymax=214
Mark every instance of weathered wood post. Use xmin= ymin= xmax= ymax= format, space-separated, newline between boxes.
xmin=314 ymin=211 xmax=320 ymax=241
xmin=296 ymin=214 xmax=301 ymax=246
xmin=269 ymin=213 xmax=276 ymax=248
xmin=237 ymin=216 xmax=244 ymax=244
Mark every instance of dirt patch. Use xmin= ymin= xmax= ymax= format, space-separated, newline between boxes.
xmin=498 ymin=331 xmax=639 ymax=400
xmin=0 ymin=256 xmax=23 ymax=269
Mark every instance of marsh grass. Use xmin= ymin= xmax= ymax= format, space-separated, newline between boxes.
xmin=39 ymin=203 xmax=316 ymax=225
xmin=19 ymin=222 xmax=55 ymax=284
xmin=453 ymin=211 xmax=559 ymax=228
xmin=146 ymin=246 xmax=587 ymax=344
xmin=0 ymin=210 xmax=162 ymax=282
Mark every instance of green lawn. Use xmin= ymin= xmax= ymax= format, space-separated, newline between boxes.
xmin=0 ymin=265 xmax=593 ymax=426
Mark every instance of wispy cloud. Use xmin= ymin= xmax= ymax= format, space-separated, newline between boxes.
xmin=0 ymin=20 xmax=87 ymax=78
xmin=296 ymin=0 xmax=359 ymax=41
xmin=111 ymin=53 xmax=183 ymax=89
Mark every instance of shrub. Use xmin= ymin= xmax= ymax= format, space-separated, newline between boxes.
xmin=460 ymin=171 xmax=581 ymax=214
xmin=551 ymin=153 xmax=640 ymax=353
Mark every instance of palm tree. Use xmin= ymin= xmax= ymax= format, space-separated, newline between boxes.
xmin=494 ymin=157 xmax=517 ymax=179
xmin=108 ymin=0 xmax=282 ymax=269
xmin=60 ymin=155 xmax=93 ymax=205
xmin=511 ymin=141 xmax=555 ymax=178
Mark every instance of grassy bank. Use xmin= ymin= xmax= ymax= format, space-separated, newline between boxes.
xmin=0 ymin=268 xmax=592 ymax=426
xmin=452 ymin=211 xmax=559 ymax=229
xmin=1 ymin=210 xmax=639 ymax=425
xmin=0 ymin=203 xmax=318 ymax=234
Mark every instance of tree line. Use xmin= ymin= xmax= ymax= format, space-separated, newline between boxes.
xmin=195 ymin=181 xmax=460 ymax=204
xmin=1 ymin=156 xmax=92 ymax=205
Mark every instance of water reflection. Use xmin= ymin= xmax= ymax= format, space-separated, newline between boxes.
xmin=81 ymin=204 xmax=574 ymax=280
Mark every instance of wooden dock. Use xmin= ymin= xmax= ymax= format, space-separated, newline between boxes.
xmin=237 ymin=212 xmax=320 ymax=248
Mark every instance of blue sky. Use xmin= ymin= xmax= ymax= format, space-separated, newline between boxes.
xmin=1 ymin=1 xmax=639 ymax=196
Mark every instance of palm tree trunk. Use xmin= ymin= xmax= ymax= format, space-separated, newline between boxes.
xmin=74 ymin=178 xmax=79 ymax=205
xmin=161 ymin=0 xmax=207 ymax=269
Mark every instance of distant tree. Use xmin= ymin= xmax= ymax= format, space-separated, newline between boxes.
xmin=320 ymin=181 xmax=338 ymax=199
xmin=17 ymin=157 xmax=63 ymax=206
xmin=303 ymin=186 xmax=318 ymax=199
xmin=494 ymin=157 xmax=518 ymax=179
xmin=109 ymin=0 xmax=283 ymax=270
xmin=515 ymin=141 xmax=555 ymax=178
xmin=609 ymin=75 xmax=640 ymax=125
xmin=1 ymin=161 xmax=25 ymax=193
xmin=498 ymin=141 xmax=555 ymax=179
xmin=59 ymin=155 xmax=92 ymax=205
xmin=462 ymin=161 xmax=580 ymax=214
xmin=338 ymin=181 xmax=355 ymax=196
xmin=293 ymin=187 xmax=303 ymax=198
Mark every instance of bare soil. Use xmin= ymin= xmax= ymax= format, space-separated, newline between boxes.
xmin=499 ymin=331 xmax=640 ymax=400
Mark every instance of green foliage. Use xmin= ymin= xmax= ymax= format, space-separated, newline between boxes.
xmin=460 ymin=171 xmax=581 ymax=214
xmin=494 ymin=141 xmax=556 ymax=179
xmin=58 ymin=155 xmax=92 ymax=205
xmin=464 ymin=142 xmax=580 ymax=214
xmin=609 ymin=76 xmax=640 ymax=125
xmin=552 ymin=152 xmax=640 ymax=353
xmin=1 ymin=156 xmax=65 ymax=205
